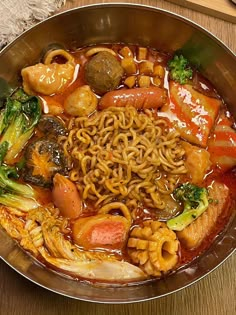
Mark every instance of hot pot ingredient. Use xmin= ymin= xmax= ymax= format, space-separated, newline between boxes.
xmin=0 ymin=164 xmax=37 ymax=212
xmin=72 ymin=214 xmax=130 ymax=250
xmin=0 ymin=194 xmax=38 ymax=212
xmin=22 ymin=63 xmax=75 ymax=96
xmin=64 ymin=106 xmax=186 ymax=210
xmin=23 ymin=139 xmax=67 ymax=188
xmin=98 ymin=87 xmax=167 ymax=110
xmin=85 ymin=51 xmax=124 ymax=94
xmin=40 ymin=250 xmax=147 ymax=281
xmin=43 ymin=49 xmax=75 ymax=65
xmin=37 ymin=115 xmax=67 ymax=137
xmin=0 ymin=43 xmax=234 ymax=285
xmin=128 ymin=220 xmax=179 ymax=276
xmin=98 ymin=202 xmax=132 ymax=225
xmin=168 ymin=54 xmax=193 ymax=84
xmin=0 ymin=147 xmax=37 ymax=211
xmin=177 ymin=182 xmax=230 ymax=249
xmin=0 ymin=89 xmax=41 ymax=164
xmin=21 ymin=49 xmax=75 ymax=96
xmin=0 ymin=205 xmax=146 ymax=282
xmin=64 ymin=85 xmax=97 ymax=117
xmin=0 ymin=205 xmax=39 ymax=255
xmin=85 ymin=47 xmax=117 ymax=57
xmin=52 ymin=173 xmax=82 ymax=219
xmin=167 ymin=183 xmax=209 ymax=231
xmin=182 ymin=142 xmax=211 ymax=184
xmin=162 ymin=81 xmax=221 ymax=147
xmin=0 ymin=165 xmax=34 ymax=197
xmin=208 ymin=112 xmax=236 ymax=171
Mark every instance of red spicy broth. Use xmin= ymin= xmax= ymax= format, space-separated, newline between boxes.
xmin=0 ymin=43 xmax=235 ymax=285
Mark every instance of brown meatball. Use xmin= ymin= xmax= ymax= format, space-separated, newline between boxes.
xmin=85 ymin=51 xmax=124 ymax=94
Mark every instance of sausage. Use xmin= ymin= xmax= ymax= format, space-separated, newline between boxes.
xmin=98 ymin=87 xmax=167 ymax=110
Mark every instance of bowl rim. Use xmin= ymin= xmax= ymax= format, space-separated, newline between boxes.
xmin=0 ymin=2 xmax=235 ymax=304
xmin=1 ymin=2 xmax=235 ymax=58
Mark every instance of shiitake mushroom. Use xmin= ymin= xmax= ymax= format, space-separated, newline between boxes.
xmin=22 ymin=139 xmax=67 ymax=188
xmin=37 ymin=115 xmax=67 ymax=137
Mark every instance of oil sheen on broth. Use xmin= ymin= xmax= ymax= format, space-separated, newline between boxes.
xmin=0 ymin=44 xmax=235 ymax=285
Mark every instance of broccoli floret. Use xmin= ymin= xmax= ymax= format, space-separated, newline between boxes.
xmin=168 ymin=55 xmax=193 ymax=84
xmin=167 ymin=183 xmax=209 ymax=231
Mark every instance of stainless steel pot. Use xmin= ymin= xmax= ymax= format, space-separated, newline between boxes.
xmin=0 ymin=3 xmax=235 ymax=303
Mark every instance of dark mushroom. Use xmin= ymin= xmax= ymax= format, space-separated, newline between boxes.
xmin=37 ymin=115 xmax=67 ymax=138
xmin=85 ymin=51 xmax=124 ymax=95
xmin=23 ymin=139 xmax=67 ymax=188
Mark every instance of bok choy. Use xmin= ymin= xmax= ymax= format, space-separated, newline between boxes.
xmin=0 ymin=88 xmax=40 ymax=211
xmin=0 ymin=159 xmax=38 ymax=211
xmin=0 ymin=88 xmax=41 ymax=164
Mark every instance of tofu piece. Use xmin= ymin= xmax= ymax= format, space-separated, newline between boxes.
xmin=139 ymin=61 xmax=154 ymax=75
xmin=153 ymin=65 xmax=165 ymax=78
xmin=119 ymin=46 xmax=133 ymax=58
xmin=177 ymin=182 xmax=230 ymax=249
xmin=162 ymin=81 xmax=221 ymax=147
xmin=138 ymin=75 xmax=151 ymax=88
xmin=121 ymin=58 xmax=137 ymax=75
xmin=124 ymin=76 xmax=136 ymax=88
xmin=153 ymin=76 xmax=162 ymax=87
xmin=137 ymin=47 xmax=147 ymax=61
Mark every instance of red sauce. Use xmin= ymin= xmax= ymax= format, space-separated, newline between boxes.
xmin=179 ymin=197 xmax=233 ymax=266
xmin=179 ymin=168 xmax=236 ymax=265
xmin=6 ymin=44 xmax=236 ymax=284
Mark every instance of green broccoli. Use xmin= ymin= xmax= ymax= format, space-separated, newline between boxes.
xmin=168 ymin=54 xmax=193 ymax=84
xmin=167 ymin=183 xmax=209 ymax=231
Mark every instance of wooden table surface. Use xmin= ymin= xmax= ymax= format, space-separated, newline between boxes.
xmin=1 ymin=1 xmax=235 ymax=314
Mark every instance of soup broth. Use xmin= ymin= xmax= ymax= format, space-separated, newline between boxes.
xmin=0 ymin=44 xmax=235 ymax=285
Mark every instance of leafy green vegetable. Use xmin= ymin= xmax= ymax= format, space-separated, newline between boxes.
xmin=0 ymin=193 xmax=39 ymax=211
xmin=0 ymin=89 xmax=40 ymax=211
xmin=0 ymin=141 xmax=9 ymax=164
xmin=0 ymin=89 xmax=41 ymax=163
xmin=0 ymin=98 xmax=21 ymax=135
xmin=168 ymin=54 xmax=193 ymax=84
xmin=12 ymin=88 xmax=30 ymax=102
xmin=0 ymin=165 xmax=35 ymax=198
xmin=0 ymin=163 xmax=37 ymax=211
xmin=167 ymin=183 xmax=209 ymax=231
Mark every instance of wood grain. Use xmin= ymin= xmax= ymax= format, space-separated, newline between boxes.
xmin=0 ymin=1 xmax=236 ymax=315
xmin=166 ymin=0 xmax=236 ymax=23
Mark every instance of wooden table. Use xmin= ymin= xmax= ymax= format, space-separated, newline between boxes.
xmin=1 ymin=1 xmax=235 ymax=314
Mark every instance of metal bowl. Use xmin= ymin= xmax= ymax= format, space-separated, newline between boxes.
xmin=0 ymin=3 xmax=235 ymax=303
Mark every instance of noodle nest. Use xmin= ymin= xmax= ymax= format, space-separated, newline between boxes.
xmin=61 ymin=106 xmax=186 ymax=210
